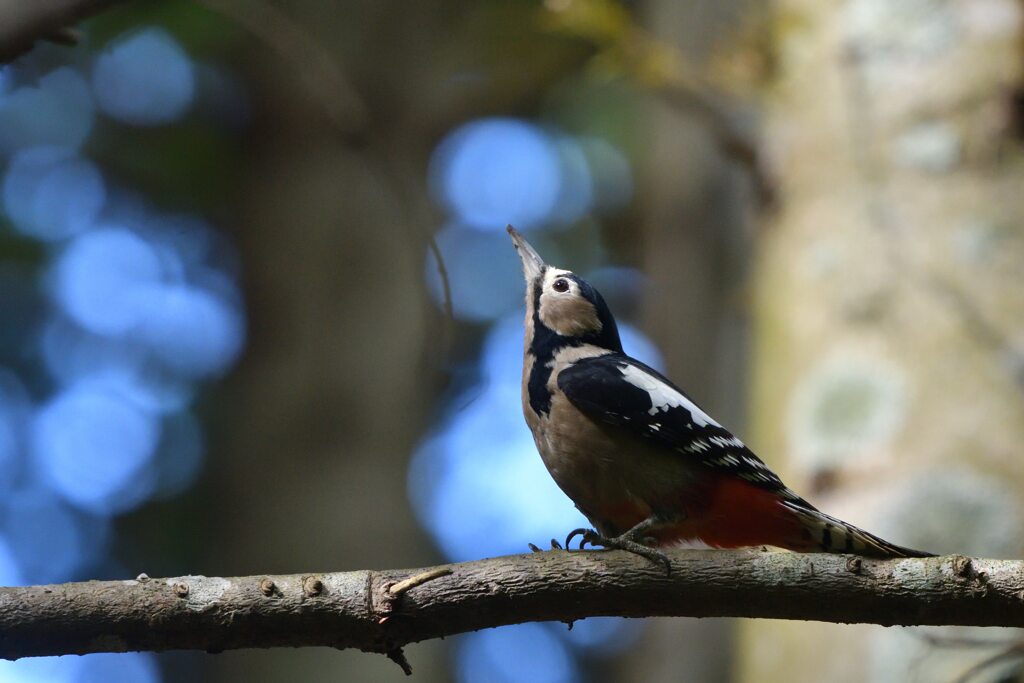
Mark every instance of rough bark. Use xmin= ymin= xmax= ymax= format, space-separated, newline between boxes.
xmin=0 ymin=550 xmax=1021 ymax=666
xmin=0 ymin=0 xmax=125 ymax=62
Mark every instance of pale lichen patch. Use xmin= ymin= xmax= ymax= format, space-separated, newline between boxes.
xmin=322 ymin=570 xmax=372 ymax=598
xmin=890 ymin=558 xmax=930 ymax=588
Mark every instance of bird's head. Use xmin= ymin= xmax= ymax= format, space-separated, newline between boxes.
xmin=507 ymin=225 xmax=622 ymax=352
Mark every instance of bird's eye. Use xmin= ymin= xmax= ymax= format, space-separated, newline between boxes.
xmin=553 ymin=279 xmax=569 ymax=293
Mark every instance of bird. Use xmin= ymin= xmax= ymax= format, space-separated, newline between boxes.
xmin=507 ymin=225 xmax=933 ymax=571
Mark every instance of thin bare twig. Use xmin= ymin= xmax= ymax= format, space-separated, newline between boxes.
xmin=0 ymin=0 xmax=125 ymax=63
xmin=426 ymin=236 xmax=454 ymax=322
xmin=197 ymin=0 xmax=367 ymax=137
xmin=387 ymin=567 xmax=452 ymax=597
xmin=918 ymin=632 xmax=1023 ymax=650
xmin=197 ymin=0 xmax=456 ymax=340
xmin=927 ymin=275 xmax=1024 ymax=394
xmin=951 ymin=642 xmax=1024 ymax=683
xmin=655 ymin=82 xmax=772 ymax=204
xmin=542 ymin=1 xmax=773 ymax=205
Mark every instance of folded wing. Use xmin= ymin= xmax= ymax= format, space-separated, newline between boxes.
xmin=557 ymin=354 xmax=810 ymax=506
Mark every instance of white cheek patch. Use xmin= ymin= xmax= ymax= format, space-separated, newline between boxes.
xmin=618 ymin=364 xmax=722 ymax=428
xmin=537 ymin=270 xmax=602 ymax=337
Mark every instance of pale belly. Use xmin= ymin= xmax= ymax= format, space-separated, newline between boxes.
xmin=529 ymin=392 xmax=700 ymax=537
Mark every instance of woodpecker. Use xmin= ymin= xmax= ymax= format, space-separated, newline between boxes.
xmin=507 ymin=226 xmax=932 ymax=571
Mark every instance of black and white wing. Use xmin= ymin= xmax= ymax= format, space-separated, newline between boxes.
xmin=557 ymin=354 xmax=805 ymax=501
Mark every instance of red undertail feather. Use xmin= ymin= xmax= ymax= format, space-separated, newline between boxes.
xmin=660 ymin=478 xmax=934 ymax=558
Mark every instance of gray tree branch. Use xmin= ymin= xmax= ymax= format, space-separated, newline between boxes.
xmin=0 ymin=0 xmax=126 ymax=63
xmin=0 ymin=549 xmax=1021 ymax=673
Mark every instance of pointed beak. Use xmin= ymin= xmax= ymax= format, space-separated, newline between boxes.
xmin=507 ymin=225 xmax=546 ymax=282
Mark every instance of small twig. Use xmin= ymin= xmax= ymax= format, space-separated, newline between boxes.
xmin=387 ymin=567 xmax=452 ymax=598
xmin=927 ymin=274 xmax=1024 ymax=394
xmin=927 ymin=276 xmax=1004 ymax=351
xmin=542 ymin=1 xmax=773 ymax=206
xmin=197 ymin=0 xmax=367 ymax=136
xmin=386 ymin=647 xmax=414 ymax=676
xmin=42 ymin=26 xmax=81 ymax=46
xmin=656 ymin=83 xmax=773 ymax=206
xmin=918 ymin=632 xmax=1021 ymax=650
xmin=196 ymin=0 xmax=456 ymax=349
xmin=0 ymin=0 xmax=125 ymax=63
xmin=426 ymin=236 xmax=454 ymax=325
xmin=951 ymin=642 xmax=1024 ymax=683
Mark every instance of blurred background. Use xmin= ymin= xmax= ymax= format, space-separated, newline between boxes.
xmin=1 ymin=0 xmax=1023 ymax=681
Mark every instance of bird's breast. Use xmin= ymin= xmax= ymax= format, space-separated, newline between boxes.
xmin=533 ymin=390 xmax=701 ymax=533
xmin=521 ymin=348 xmax=702 ymax=535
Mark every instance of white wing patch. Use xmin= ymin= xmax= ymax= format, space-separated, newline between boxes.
xmin=709 ymin=435 xmax=745 ymax=449
xmin=618 ymin=363 xmax=722 ymax=428
xmin=742 ymin=455 xmax=768 ymax=470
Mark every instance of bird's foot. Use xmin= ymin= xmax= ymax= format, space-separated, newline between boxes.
xmin=564 ymin=528 xmax=671 ymax=575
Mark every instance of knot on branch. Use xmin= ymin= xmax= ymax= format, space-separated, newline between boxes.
xmin=303 ymin=576 xmax=323 ymax=597
xmin=369 ymin=568 xmax=453 ymax=676
xmin=948 ymin=555 xmax=992 ymax=600
xmin=950 ymin=555 xmax=989 ymax=584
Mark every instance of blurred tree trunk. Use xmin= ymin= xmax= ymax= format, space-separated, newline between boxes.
xmin=744 ymin=1 xmax=1024 ymax=681
xmin=624 ymin=1 xmax=755 ymax=682
xmin=206 ymin=3 xmax=447 ymax=681
xmin=199 ymin=3 xmax=601 ymax=681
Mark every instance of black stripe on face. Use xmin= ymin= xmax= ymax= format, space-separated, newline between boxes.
xmin=530 ymin=268 xmax=548 ymax=318
xmin=527 ymin=266 xmax=564 ymax=417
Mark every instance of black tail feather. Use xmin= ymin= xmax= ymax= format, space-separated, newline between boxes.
xmin=781 ymin=501 xmax=936 ymax=558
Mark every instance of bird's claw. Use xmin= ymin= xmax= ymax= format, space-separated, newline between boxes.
xmin=527 ymin=538 xmax=565 ymax=553
xmin=565 ymin=528 xmax=598 ymax=550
